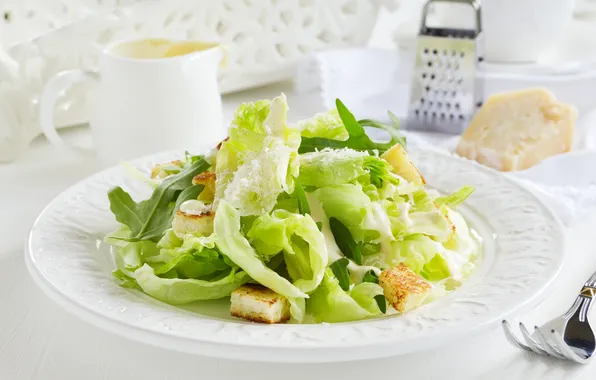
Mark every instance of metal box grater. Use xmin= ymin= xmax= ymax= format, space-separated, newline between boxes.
xmin=406 ymin=0 xmax=484 ymax=134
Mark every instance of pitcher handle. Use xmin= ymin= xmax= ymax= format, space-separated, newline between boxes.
xmin=39 ymin=69 xmax=100 ymax=155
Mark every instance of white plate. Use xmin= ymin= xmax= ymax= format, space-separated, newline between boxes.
xmin=25 ymin=149 xmax=565 ymax=363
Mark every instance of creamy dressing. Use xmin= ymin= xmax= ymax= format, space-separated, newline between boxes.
xmin=446 ymin=208 xmax=477 ymax=261
xmin=364 ymin=202 xmax=395 ymax=265
xmin=180 ymin=200 xmax=210 ymax=215
xmin=422 ymin=208 xmax=479 ymax=281
xmin=409 ymin=210 xmax=451 ymax=239
xmin=306 ymin=190 xmax=479 ymax=286
xmin=396 ymin=202 xmax=413 ymax=228
xmin=370 ymin=202 xmax=394 ymax=241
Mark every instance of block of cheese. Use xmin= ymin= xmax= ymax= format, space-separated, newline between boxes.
xmin=456 ymin=88 xmax=577 ymax=171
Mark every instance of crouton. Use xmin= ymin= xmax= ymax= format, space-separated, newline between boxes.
xmin=379 ymin=263 xmax=432 ymax=313
xmin=230 ymin=284 xmax=291 ymax=324
xmin=216 ymin=137 xmax=229 ymax=150
xmin=151 ymin=160 xmax=184 ymax=179
xmin=192 ymin=172 xmax=216 ymax=203
xmin=381 ymin=143 xmax=425 ymax=185
xmin=171 ymin=201 xmax=214 ymax=238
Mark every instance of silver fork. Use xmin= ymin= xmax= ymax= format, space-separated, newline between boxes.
xmin=502 ymin=270 xmax=596 ymax=363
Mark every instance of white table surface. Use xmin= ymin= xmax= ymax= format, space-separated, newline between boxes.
xmin=1 ymin=82 xmax=596 ymax=380
xmin=4 ymin=10 xmax=596 ymax=378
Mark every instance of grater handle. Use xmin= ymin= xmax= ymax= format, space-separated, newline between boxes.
xmin=420 ymin=0 xmax=482 ymax=35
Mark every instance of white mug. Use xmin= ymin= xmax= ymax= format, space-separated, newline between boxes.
xmin=437 ymin=0 xmax=575 ymax=63
xmin=40 ymin=39 xmax=225 ymax=164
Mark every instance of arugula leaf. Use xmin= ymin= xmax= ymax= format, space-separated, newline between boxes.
xmin=292 ymin=180 xmax=310 ymax=215
xmin=374 ymin=294 xmax=387 ymax=314
xmin=358 ymin=111 xmax=406 ymax=150
xmin=108 ymin=157 xmax=210 ymax=242
xmin=330 ymin=258 xmax=351 ymax=291
xmin=362 ymin=269 xmax=379 ymax=284
xmin=329 ymin=217 xmax=362 ymax=265
xmin=298 ymin=99 xmax=406 ymax=154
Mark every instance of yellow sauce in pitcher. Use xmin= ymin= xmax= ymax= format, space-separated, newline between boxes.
xmin=110 ymin=38 xmax=227 ymax=66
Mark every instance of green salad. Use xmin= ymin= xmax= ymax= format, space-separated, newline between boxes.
xmin=106 ymin=94 xmax=479 ymax=324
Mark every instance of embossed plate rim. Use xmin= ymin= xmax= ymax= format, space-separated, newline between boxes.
xmin=25 ymin=149 xmax=566 ymax=362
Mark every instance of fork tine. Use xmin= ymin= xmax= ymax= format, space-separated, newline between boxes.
xmin=502 ymin=320 xmax=534 ymax=352
xmin=550 ymin=329 xmax=590 ymax=364
xmin=533 ymin=326 xmax=566 ymax=359
xmin=519 ymin=322 xmax=549 ymax=356
xmin=585 ymin=270 xmax=596 ymax=287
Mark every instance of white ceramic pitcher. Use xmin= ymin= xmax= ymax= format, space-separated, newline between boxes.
xmin=39 ymin=38 xmax=225 ymax=164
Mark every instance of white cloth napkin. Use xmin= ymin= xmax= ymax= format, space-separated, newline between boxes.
xmin=295 ymin=48 xmax=596 ymax=226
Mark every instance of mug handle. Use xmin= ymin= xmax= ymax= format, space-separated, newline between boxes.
xmin=39 ymin=69 xmax=100 ymax=154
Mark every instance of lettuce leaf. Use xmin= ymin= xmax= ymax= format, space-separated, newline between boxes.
xmin=214 ymin=200 xmax=307 ymax=299
xmin=362 ymin=231 xmax=475 ymax=283
xmin=299 ymin=99 xmax=405 ymax=154
xmin=112 ymin=240 xmax=160 ymax=278
xmin=381 ymin=190 xmax=454 ymax=242
xmin=298 ymin=149 xmax=368 ymax=187
xmin=232 ymin=99 xmax=271 ymax=134
xmin=363 ymin=156 xmax=402 ymax=188
xmin=247 ymin=209 xmax=327 ymax=294
xmin=263 ymin=94 xmax=301 ymax=151
xmin=409 ymin=211 xmax=455 ymax=242
xmin=420 ymin=254 xmax=451 ymax=281
xmin=113 ymin=269 xmax=142 ymax=290
xmin=110 ymin=228 xmax=244 ymax=303
xmin=105 ymin=224 xmax=132 ymax=247
xmin=349 ymin=282 xmax=386 ymax=314
xmin=151 ymin=230 xmax=219 ymax=263
xmin=134 ymin=264 xmax=250 ymax=304
xmin=153 ymin=248 xmax=230 ymax=279
xmin=362 ymin=234 xmax=438 ymax=272
xmin=216 ymin=94 xmax=300 ymax=216
xmin=443 ymin=208 xmax=477 ymax=261
xmin=314 ymin=183 xmax=373 ymax=242
xmin=407 ymin=190 xmax=455 ymax=242
xmin=434 ymin=185 xmax=475 ymax=208
xmin=298 ymin=149 xmax=401 ymax=190
xmin=307 ymin=269 xmax=384 ymax=323
xmin=299 ymin=108 xmax=349 ymax=141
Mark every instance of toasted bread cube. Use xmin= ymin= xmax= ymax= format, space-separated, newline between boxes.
xmin=230 ymin=284 xmax=291 ymax=324
xmin=151 ymin=160 xmax=184 ymax=179
xmin=381 ymin=143 xmax=425 ymax=185
xmin=192 ymin=172 xmax=216 ymax=203
xmin=172 ymin=201 xmax=214 ymax=238
xmin=379 ymin=263 xmax=432 ymax=313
